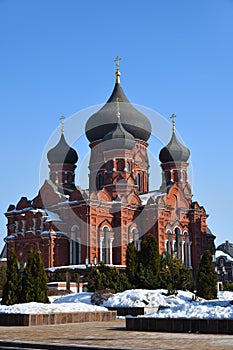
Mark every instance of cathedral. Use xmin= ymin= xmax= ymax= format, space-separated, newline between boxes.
xmin=4 ymin=61 xmax=215 ymax=276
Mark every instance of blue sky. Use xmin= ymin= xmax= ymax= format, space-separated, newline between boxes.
xmin=0 ymin=0 xmax=233 ymax=250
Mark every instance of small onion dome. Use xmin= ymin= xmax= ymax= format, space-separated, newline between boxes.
xmin=159 ymin=132 xmax=190 ymax=163
xmin=103 ymin=116 xmax=135 ymax=152
xmin=85 ymin=81 xmax=151 ymax=142
xmin=47 ymin=134 xmax=78 ymax=164
xmin=217 ymin=241 xmax=233 ymax=258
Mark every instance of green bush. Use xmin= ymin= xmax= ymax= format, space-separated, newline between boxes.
xmin=223 ymin=282 xmax=233 ymax=291
xmin=21 ymin=249 xmax=49 ymax=303
xmin=159 ymin=252 xmax=192 ymax=295
xmin=0 ymin=265 xmax=7 ymax=291
xmin=196 ymin=250 xmax=217 ymax=300
xmin=136 ymin=234 xmax=160 ymax=289
xmin=2 ymin=251 xmax=19 ymax=305
xmin=126 ymin=242 xmax=138 ymax=287
xmin=87 ymin=262 xmax=130 ymax=292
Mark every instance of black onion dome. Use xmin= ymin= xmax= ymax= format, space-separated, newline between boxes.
xmin=47 ymin=134 xmax=78 ymax=164
xmin=103 ymin=117 xmax=135 ymax=151
xmin=85 ymin=81 xmax=151 ymax=142
xmin=217 ymin=241 xmax=233 ymax=258
xmin=159 ymin=132 xmax=190 ymax=163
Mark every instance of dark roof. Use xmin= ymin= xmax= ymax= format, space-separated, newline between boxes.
xmin=159 ymin=131 xmax=190 ymax=163
xmin=103 ymin=116 xmax=135 ymax=151
xmin=47 ymin=134 xmax=78 ymax=165
xmin=85 ymin=81 xmax=151 ymax=142
xmin=217 ymin=241 xmax=233 ymax=258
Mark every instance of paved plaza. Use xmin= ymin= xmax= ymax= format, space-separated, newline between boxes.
xmin=0 ymin=319 xmax=233 ymax=349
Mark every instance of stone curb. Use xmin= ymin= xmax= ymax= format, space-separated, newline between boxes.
xmin=126 ymin=317 xmax=233 ymax=334
xmin=0 ymin=311 xmax=116 ymax=327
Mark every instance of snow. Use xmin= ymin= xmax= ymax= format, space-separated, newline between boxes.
xmin=102 ymin=289 xmax=233 ymax=319
xmin=0 ymin=293 xmax=107 ymax=314
xmin=103 ymin=289 xmax=166 ymax=308
xmin=53 ymin=292 xmax=93 ymax=305
xmin=45 ymin=210 xmax=62 ymax=222
xmin=215 ymin=250 xmax=233 ymax=262
xmin=0 ymin=289 xmax=233 ymax=318
xmin=46 ymin=264 xmax=87 ymax=273
xmin=139 ymin=191 xmax=163 ymax=205
xmin=5 ymin=207 xmax=33 ymax=214
xmin=4 ymin=234 xmax=16 ymax=240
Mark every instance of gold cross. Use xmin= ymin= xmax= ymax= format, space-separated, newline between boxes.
xmin=60 ymin=115 xmax=65 ymax=134
xmin=170 ymin=113 xmax=176 ymax=132
xmin=114 ymin=56 xmax=122 ymax=72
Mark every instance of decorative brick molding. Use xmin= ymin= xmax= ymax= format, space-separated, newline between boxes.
xmin=126 ymin=317 xmax=233 ymax=334
xmin=0 ymin=311 xmax=116 ymax=327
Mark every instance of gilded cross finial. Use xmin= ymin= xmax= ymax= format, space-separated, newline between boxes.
xmin=116 ymin=97 xmax=120 ymax=120
xmin=170 ymin=113 xmax=176 ymax=132
xmin=114 ymin=55 xmax=121 ymax=72
xmin=60 ymin=115 xmax=65 ymax=134
xmin=114 ymin=56 xmax=121 ymax=83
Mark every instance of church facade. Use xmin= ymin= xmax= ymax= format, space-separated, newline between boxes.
xmin=4 ymin=64 xmax=215 ymax=276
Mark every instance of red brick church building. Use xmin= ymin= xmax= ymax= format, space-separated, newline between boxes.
xmin=4 ymin=63 xmax=215 ymax=276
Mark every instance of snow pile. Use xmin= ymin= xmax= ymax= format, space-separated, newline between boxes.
xmin=219 ymin=291 xmax=233 ymax=300
xmin=102 ymin=289 xmax=169 ymax=308
xmin=53 ymin=292 xmax=93 ymax=305
xmin=48 ymin=289 xmax=233 ymax=320
xmin=0 ymin=290 xmax=233 ymax=318
xmin=153 ymin=298 xmax=231 ymax=319
xmin=0 ymin=302 xmax=107 ymax=314
xmin=0 ymin=294 xmax=107 ymax=314
xmin=101 ymin=289 xmax=233 ymax=319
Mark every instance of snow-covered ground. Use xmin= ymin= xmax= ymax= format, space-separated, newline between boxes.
xmin=0 ymin=289 xmax=233 ymax=318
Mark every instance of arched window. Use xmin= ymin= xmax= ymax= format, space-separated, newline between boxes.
xmin=71 ymin=226 xmax=81 ymax=265
xmin=165 ymin=171 xmax=171 ymax=184
xmin=97 ymin=173 xmax=103 ymax=190
xmin=108 ymin=160 xmax=113 ymax=172
xmin=181 ymin=171 xmax=186 ymax=182
xmin=51 ymin=172 xmax=59 ymax=185
xmin=131 ymin=228 xmax=140 ymax=251
xmin=102 ymin=226 xmax=110 ymax=264
xmin=174 ymin=227 xmax=182 ymax=260
xmin=117 ymin=160 xmax=124 ymax=171
xmin=51 ymin=173 xmax=56 ymax=184
xmin=183 ymin=231 xmax=189 ymax=266
xmin=174 ymin=171 xmax=179 ymax=182
xmin=166 ymin=229 xmax=173 ymax=254
xmin=220 ymin=258 xmax=224 ymax=267
xmin=67 ymin=172 xmax=73 ymax=184
xmin=136 ymin=173 xmax=141 ymax=192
